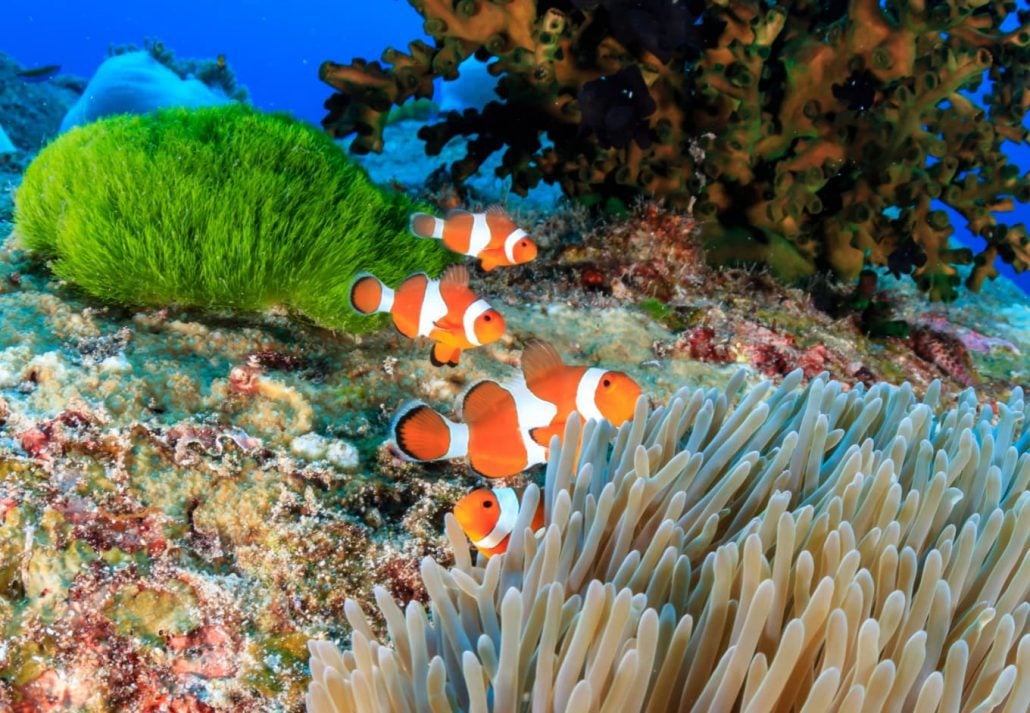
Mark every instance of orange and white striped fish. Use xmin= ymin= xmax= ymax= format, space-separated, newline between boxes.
xmin=350 ymin=264 xmax=505 ymax=367
xmin=519 ymin=340 xmax=642 ymax=447
xmin=390 ymin=341 xmax=643 ymax=477
xmin=409 ymin=208 xmax=538 ymax=271
xmin=391 ymin=379 xmax=555 ymax=479
xmin=453 ymin=486 xmax=544 ymax=558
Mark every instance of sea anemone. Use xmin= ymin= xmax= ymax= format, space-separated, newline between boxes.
xmin=306 ymin=370 xmax=1029 ymax=712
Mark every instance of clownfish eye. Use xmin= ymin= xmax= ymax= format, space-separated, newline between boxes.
xmin=484 ymin=315 xmax=492 ymax=322
xmin=603 ymin=378 xmax=612 ymax=387
xmin=483 ymin=501 xmax=493 ymax=508
xmin=520 ymin=241 xmax=528 ymax=247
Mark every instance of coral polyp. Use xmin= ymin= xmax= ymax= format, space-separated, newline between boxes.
xmin=321 ymin=0 xmax=1030 ymax=299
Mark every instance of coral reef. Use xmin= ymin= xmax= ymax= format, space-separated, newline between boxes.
xmin=308 ymin=373 xmax=1030 ymax=711
xmin=0 ymin=192 xmax=1027 ymax=709
xmin=14 ymin=104 xmax=456 ymax=333
xmin=320 ymin=0 xmax=1030 ymax=299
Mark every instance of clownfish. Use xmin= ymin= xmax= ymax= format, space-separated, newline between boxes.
xmin=391 ymin=379 xmax=554 ymax=478
xmin=390 ymin=341 xmax=643 ymax=478
xmin=454 ymin=486 xmax=544 ymax=558
xmin=519 ymin=340 xmax=642 ymax=447
xmin=409 ymin=208 xmax=538 ymax=271
xmin=350 ymin=265 xmax=505 ymax=367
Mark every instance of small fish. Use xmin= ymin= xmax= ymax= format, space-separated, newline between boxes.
xmin=391 ymin=379 xmax=551 ymax=478
xmin=454 ymin=486 xmax=544 ymax=558
xmin=350 ymin=264 xmax=505 ymax=366
xmin=16 ymin=64 xmax=61 ymax=83
xmin=390 ymin=341 xmax=643 ymax=477
xmin=409 ymin=208 xmax=538 ymax=271
xmin=519 ymin=340 xmax=642 ymax=447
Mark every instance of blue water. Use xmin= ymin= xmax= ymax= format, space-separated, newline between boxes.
xmin=3 ymin=0 xmax=426 ymax=125
xmin=4 ymin=0 xmax=1028 ymax=294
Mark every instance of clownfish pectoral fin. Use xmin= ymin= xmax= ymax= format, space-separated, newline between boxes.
xmin=478 ymin=255 xmax=501 ymax=272
xmin=430 ymin=343 xmax=461 ymax=367
xmin=529 ymin=423 xmax=564 ymax=448
xmin=432 ymin=315 xmax=462 ymax=332
xmin=520 ymin=339 xmax=565 ymax=386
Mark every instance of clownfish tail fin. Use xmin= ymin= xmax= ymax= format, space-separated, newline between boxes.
xmin=410 ymin=213 xmax=444 ymax=240
xmin=350 ymin=273 xmax=393 ymax=315
xmin=391 ymin=400 xmax=468 ymax=463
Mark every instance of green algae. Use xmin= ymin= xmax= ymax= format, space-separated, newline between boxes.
xmin=14 ymin=104 xmax=457 ymax=332
xmin=107 ymin=581 xmax=201 ymax=643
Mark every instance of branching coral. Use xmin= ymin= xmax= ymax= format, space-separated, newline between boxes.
xmin=307 ymin=371 xmax=1030 ymax=711
xmin=14 ymin=104 xmax=455 ymax=332
xmin=320 ymin=0 xmax=1030 ymax=300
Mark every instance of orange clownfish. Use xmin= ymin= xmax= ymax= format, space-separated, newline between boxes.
xmin=454 ymin=486 xmax=544 ymax=558
xmin=350 ymin=265 xmax=505 ymax=367
xmin=519 ymin=340 xmax=642 ymax=448
xmin=409 ymin=208 xmax=538 ymax=271
xmin=390 ymin=341 xmax=643 ymax=478
xmin=391 ymin=379 xmax=553 ymax=478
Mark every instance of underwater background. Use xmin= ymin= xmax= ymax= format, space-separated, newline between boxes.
xmin=1 ymin=1 xmax=1029 ymax=711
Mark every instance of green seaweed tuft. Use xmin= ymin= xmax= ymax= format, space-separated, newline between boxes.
xmin=14 ymin=104 xmax=456 ymax=332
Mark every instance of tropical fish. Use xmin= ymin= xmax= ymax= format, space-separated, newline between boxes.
xmin=390 ymin=341 xmax=643 ymax=477
xmin=16 ymin=64 xmax=61 ymax=83
xmin=350 ymin=264 xmax=505 ymax=366
xmin=391 ymin=379 xmax=554 ymax=478
xmin=518 ymin=340 xmax=642 ymax=447
xmin=409 ymin=208 xmax=538 ymax=271
xmin=453 ymin=486 xmax=544 ymax=558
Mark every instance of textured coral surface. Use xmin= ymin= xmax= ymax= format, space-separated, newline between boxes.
xmin=322 ymin=0 xmax=1030 ymax=299
xmin=0 ymin=187 xmax=1028 ymax=710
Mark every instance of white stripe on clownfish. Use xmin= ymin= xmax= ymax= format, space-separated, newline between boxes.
xmin=462 ymin=299 xmax=492 ymax=346
xmin=575 ymin=367 xmax=607 ymax=422
xmin=505 ymin=376 xmax=556 ymax=465
xmin=374 ymin=282 xmax=395 ymax=313
xmin=417 ymin=279 xmax=448 ymax=337
xmin=503 ymin=229 xmax=528 ymax=264
xmin=473 ymin=487 xmax=520 ymax=549
xmin=468 ymin=213 xmax=493 ymax=256
xmin=442 ymin=420 xmax=470 ymax=460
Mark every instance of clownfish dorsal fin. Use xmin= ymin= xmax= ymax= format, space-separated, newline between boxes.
xmin=440 ymin=264 xmax=470 ymax=289
xmin=521 ymin=340 xmax=565 ymax=387
xmin=486 ymin=205 xmax=510 ymax=217
xmin=446 ymin=208 xmax=472 ymax=220
xmin=461 ymin=380 xmax=511 ymax=426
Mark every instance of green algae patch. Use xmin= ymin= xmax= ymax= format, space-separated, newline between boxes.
xmin=14 ymin=104 xmax=456 ymax=332
xmin=106 ymin=581 xmax=201 ymax=643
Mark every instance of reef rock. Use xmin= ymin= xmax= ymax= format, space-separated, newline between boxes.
xmin=60 ymin=51 xmax=232 ymax=132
